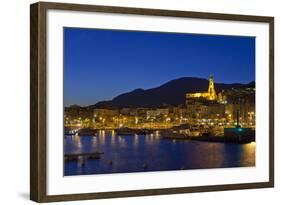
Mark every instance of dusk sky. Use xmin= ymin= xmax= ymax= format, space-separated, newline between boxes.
xmin=64 ymin=27 xmax=255 ymax=106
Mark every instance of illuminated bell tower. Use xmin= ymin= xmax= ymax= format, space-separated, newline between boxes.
xmin=208 ymin=74 xmax=216 ymax=100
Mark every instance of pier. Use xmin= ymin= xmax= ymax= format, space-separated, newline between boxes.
xmin=64 ymin=152 xmax=104 ymax=161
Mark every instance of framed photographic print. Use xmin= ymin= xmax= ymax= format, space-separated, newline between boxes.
xmin=30 ymin=1 xmax=274 ymax=202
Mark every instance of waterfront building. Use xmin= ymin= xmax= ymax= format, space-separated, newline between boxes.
xmin=146 ymin=108 xmax=169 ymax=119
xmin=136 ymin=108 xmax=149 ymax=118
xmin=146 ymin=110 xmax=157 ymax=119
xmin=120 ymin=108 xmax=138 ymax=116
xmin=119 ymin=108 xmax=131 ymax=115
xmin=64 ymin=105 xmax=93 ymax=121
xmin=224 ymin=88 xmax=255 ymax=126
xmin=79 ymin=110 xmax=93 ymax=120
xmin=172 ymin=106 xmax=188 ymax=118
xmin=156 ymin=108 xmax=169 ymax=116
xmin=186 ymin=102 xmax=225 ymax=120
xmin=93 ymin=108 xmax=118 ymax=118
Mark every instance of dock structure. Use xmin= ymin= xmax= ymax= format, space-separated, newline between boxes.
xmin=224 ymin=110 xmax=255 ymax=142
xmin=64 ymin=152 xmax=104 ymax=161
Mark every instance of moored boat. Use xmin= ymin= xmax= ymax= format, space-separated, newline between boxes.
xmin=115 ymin=127 xmax=154 ymax=135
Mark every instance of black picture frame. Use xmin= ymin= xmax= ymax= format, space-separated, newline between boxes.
xmin=30 ymin=1 xmax=274 ymax=202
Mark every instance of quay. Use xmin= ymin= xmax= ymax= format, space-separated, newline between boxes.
xmin=161 ymin=130 xmax=255 ymax=144
xmin=64 ymin=152 xmax=104 ymax=161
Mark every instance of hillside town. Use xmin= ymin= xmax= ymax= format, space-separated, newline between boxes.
xmin=64 ymin=75 xmax=255 ymax=141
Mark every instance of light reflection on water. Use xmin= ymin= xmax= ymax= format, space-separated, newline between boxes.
xmin=64 ymin=131 xmax=255 ymax=176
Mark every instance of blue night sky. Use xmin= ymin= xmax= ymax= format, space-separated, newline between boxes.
xmin=64 ymin=27 xmax=255 ymax=106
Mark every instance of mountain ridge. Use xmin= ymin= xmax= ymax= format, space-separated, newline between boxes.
xmin=88 ymin=77 xmax=254 ymax=109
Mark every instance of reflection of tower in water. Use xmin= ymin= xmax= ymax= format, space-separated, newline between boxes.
xmin=133 ymin=134 xmax=139 ymax=147
xmin=111 ymin=130 xmax=116 ymax=145
xmin=74 ymin=133 xmax=81 ymax=148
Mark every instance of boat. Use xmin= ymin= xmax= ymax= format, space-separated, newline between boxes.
xmin=77 ymin=128 xmax=97 ymax=136
xmin=160 ymin=130 xmax=189 ymax=140
xmin=115 ymin=127 xmax=154 ymax=135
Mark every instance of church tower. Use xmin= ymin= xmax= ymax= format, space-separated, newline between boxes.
xmin=208 ymin=74 xmax=216 ymax=100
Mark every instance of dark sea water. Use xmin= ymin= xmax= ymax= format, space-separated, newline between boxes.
xmin=64 ymin=131 xmax=255 ymax=176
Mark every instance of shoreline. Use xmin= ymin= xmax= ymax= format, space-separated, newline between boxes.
xmin=65 ymin=131 xmax=255 ymax=144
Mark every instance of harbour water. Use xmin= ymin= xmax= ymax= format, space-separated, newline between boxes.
xmin=64 ymin=130 xmax=255 ymax=176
